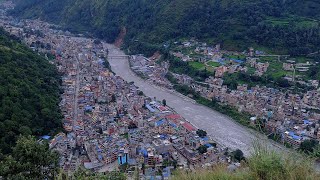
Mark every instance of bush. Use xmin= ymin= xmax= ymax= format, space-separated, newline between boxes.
xmin=172 ymin=143 xmax=318 ymax=180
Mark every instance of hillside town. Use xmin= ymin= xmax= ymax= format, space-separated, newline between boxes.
xmin=1 ymin=0 xmax=320 ymax=178
xmin=0 ymin=7 xmax=239 ymax=179
xmin=129 ymin=39 xmax=320 ymax=150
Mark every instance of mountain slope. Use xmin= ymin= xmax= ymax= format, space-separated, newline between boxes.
xmin=0 ymin=29 xmax=61 ymax=154
xmin=10 ymin=0 xmax=320 ymax=55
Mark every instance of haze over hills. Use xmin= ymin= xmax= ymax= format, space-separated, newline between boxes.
xmin=11 ymin=0 xmax=320 ymax=55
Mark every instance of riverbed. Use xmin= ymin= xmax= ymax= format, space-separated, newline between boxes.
xmin=105 ymin=43 xmax=287 ymax=156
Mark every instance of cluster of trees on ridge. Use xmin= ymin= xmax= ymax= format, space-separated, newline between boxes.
xmin=10 ymin=0 xmax=320 ymax=56
xmin=0 ymin=28 xmax=62 ymax=154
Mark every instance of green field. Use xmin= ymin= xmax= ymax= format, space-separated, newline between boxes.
xmin=291 ymin=56 xmax=313 ymax=63
xmin=189 ymin=61 xmax=205 ymax=70
xmin=259 ymin=56 xmax=288 ymax=78
xmin=266 ymin=16 xmax=319 ymax=28
xmin=207 ymin=61 xmax=221 ymax=67
xmin=226 ymin=54 xmax=246 ymax=60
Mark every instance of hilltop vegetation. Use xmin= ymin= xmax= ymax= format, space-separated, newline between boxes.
xmin=0 ymin=136 xmax=59 ymax=179
xmin=0 ymin=29 xmax=62 ymax=154
xmin=172 ymin=144 xmax=319 ymax=180
xmin=11 ymin=0 xmax=320 ymax=55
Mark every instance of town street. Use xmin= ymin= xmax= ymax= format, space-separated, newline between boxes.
xmin=106 ymin=44 xmax=287 ymax=156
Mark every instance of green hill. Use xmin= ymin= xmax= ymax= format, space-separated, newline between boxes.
xmin=0 ymin=29 xmax=62 ymax=154
xmin=10 ymin=0 xmax=320 ymax=55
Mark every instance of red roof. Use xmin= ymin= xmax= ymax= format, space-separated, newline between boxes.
xmin=182 ymin=122 xmax=196 ymax=132
xmin=158 ymin=106 xmax=167 ymax=111
xmin=165 ymin=114 xmax=182 ymax=120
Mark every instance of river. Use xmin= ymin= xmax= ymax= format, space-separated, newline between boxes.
xmin=105 ymin=43 xmax=287 ymax=156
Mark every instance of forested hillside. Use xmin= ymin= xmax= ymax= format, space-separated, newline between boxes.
xmin=0 ymin=29 xmax=61 ymax=154
xmin=10 ymin=0 xmax=320 ymax=55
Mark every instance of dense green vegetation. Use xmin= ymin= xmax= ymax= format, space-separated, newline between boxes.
xmin=163 ymin=53 xmax=214 ymax=82
xmin=299 ymin=139 xmax=320 ymax=157
xmin=0 ymin=137 xmax=125 ymax=180
xmin=0 ymin=136 xmax=59 ymax=179
xmin=0 ymin=29 xmax=62 ymax=154
xmin=173 ymin=143 xmax=319 ymax=180
xmin=10 ymin=0 xmax=320 ymax=56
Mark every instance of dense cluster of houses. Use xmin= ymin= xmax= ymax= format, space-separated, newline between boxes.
xmin=247 ymin=58 xmax=269 ymax=76
xmin=127 ymin=39 xmax=320 ymax=150
xmin=130 ymin=55 xmax=173 ymax=89
xmin=175 ymin=74 xmax=320 ymax=149
xmin=0 ymin=13 xmax=234 ymax=178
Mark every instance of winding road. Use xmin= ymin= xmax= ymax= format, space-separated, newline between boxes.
xmin=105 ymin=43 xmax=288 ymax=156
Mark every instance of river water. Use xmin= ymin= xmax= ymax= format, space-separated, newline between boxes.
xmin=105 ymin=43 xmax=287 ymax=156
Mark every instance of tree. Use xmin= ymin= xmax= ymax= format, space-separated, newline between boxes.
xmin=310 ymin=145 xmax=320 ymax=161
xmin=232 ymin=149 xmax=244 ymax=162
xmin=311 ymin=145 xmax=320 ymax=160
xmin=18 ymin=126 xmax=32 ymax=136
xmin=111 ymin=94 xmax=117 ymax=102
xmin=0 ymin=29 xmax=61 ymax=154
xmin=0 ymin=135 xmax=59 ymax=179
xmin=162 ymin=99 xmax=167 ymax=106
xmin=197 ymin=145 xmax=208 ymax=154
xmin=128 ymin=122 xmax=138 ymax=129
xmin=196 ymin=129 xmax=207 ymax=138
xmin=276 ymin=78 xmax=290 ymax=88
xmin=299 ymin=139 xmax=319 ymax=154
xmin=138 ymin=91 xmax=144 ymax=96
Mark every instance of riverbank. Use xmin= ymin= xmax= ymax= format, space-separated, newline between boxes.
xmin=105 ymin=43 xmax=290 ymax=156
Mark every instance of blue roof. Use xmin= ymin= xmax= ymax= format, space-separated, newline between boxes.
xmin=105 ymin=136 xmax=112 ymax=142
xmin=41 ymin=135 xmax=51 ymax=140
xmin=155 ymin=119 xmax=166 ymax=126
xmin=146 ymin=104 xmax=156 ymax=112
xmin=303 ymin=120 xmax=310 ymax=125
xmin=292 ymin=135 xmax=302 ymax=140
xmin=289 ymin=132 xmax=301 ymax=140
xmin=160 ymin=134 xmax=167 ymax=139
xmin=140 ymin=149 xmax=148 ymax=157
xmin=205 ymin=143 xmax=213 ymax=148
xmin=288 ymin=132 xmax=295 ymax=136
xmin=163 ymin=172 xmax=170 ymax=178
xmin=98 ymin=154 xmax=103 ymax=160
xmin=201 ymin=137 xmax=209 ymax=141
xmin=169 ymin=122 xmax=177 ymax=128
xmin=231 ymin=59 xmax=244 ymax=63
xmin=85 ymin=106 xmax=93 ymax=111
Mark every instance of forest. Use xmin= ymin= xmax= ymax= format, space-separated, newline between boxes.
xmin=10 ymin=0 xmax=320 ymax=56
xmin=0 ymin=29 xmax=62 ymax=154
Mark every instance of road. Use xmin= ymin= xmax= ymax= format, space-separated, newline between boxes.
xmin=73 ymin=55 xmax=81 ymax=128
xmin=104 ymin=44 xmax=288 ymax=156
